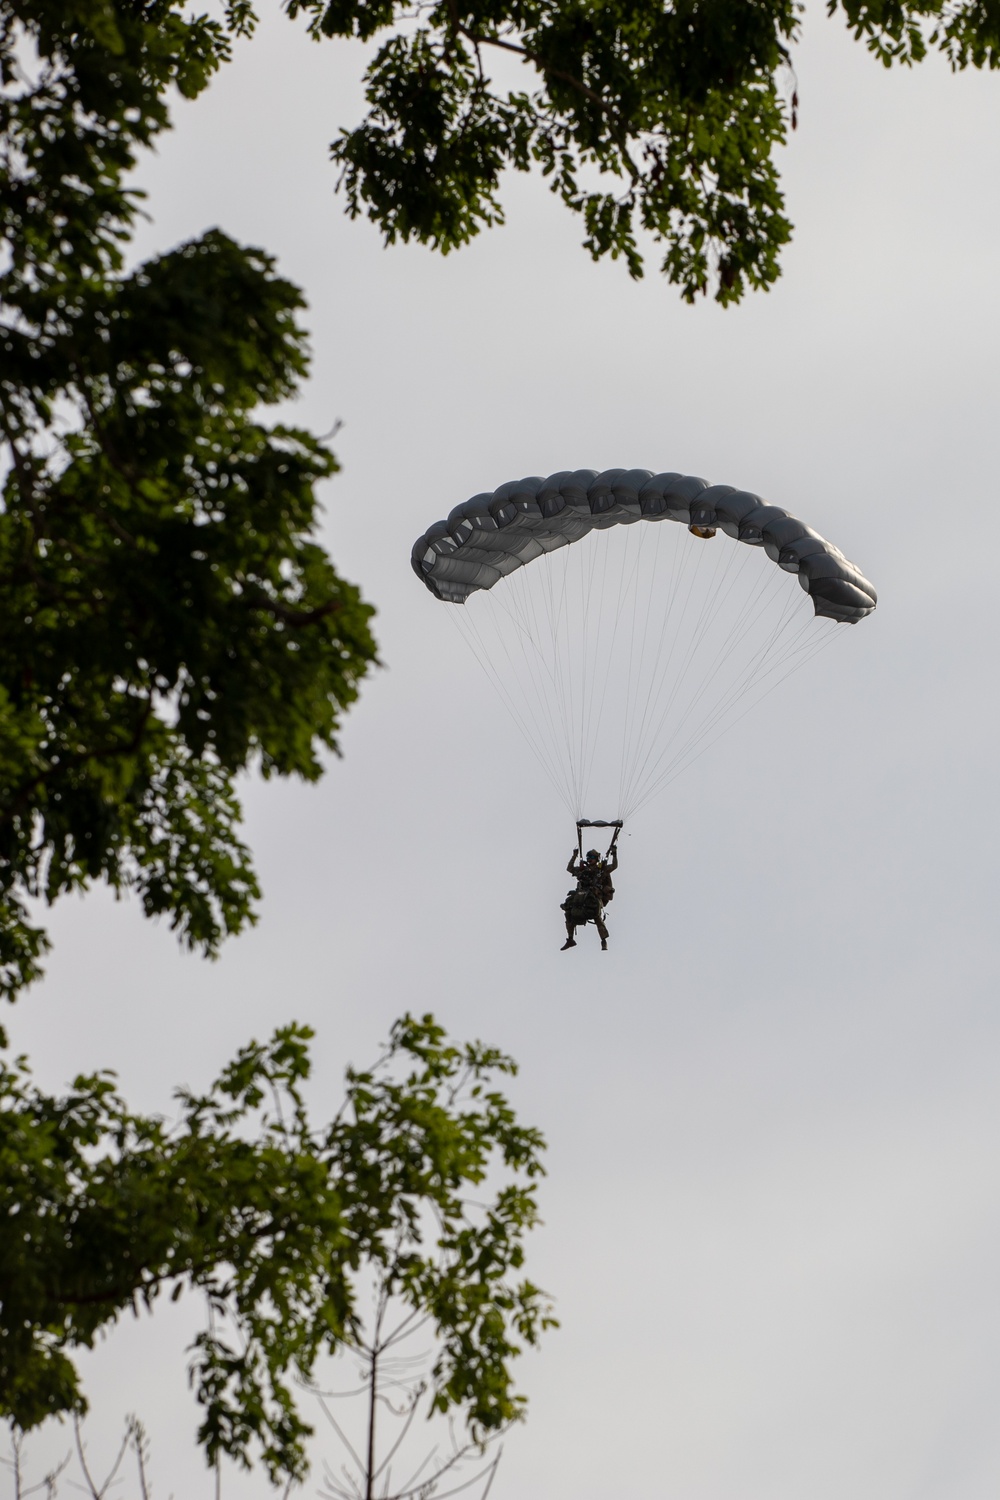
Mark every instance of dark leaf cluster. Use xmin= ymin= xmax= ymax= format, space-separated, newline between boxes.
xmin=290 ymin=0 xmax=800 ymax=303
xmin=829 ymin=0 xmax=1000 ymax=69
xmin=277 ymin=0 xmax=1000 ymax=299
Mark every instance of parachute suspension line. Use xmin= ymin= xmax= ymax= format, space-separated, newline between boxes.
xmin=623 ymin=588 xmax=839 ymax=819
xmin=586 ymin=521 xmax=647 ymax=818
xmin=615 ymin=519 xmax=696 ymax=813
xmin=665 ymin=549 xmax=791 ymax=741
xmin=627 ymin=616 xmax=844 ymax=814
xmin=578 ymin=528 xmax=616 ymax=816
xmin=533 ymin=551 xmax=574 ymax=726
xmin=618 ymin=525 xmax=745 ymax=814
xmin=521 ymin=521 xmax=650 ymax=822
xmin=617 ymin=525 xmax=719 ymax=816
xmin=546 ymin=541 xmax=587 ymax=815
xmin=573 ymin=535 xmax=596 ymax=814
xmin=617 ymin=522 xmax=668 ymax=806
xmin=447 ymin=604 xmax=574 ymax=814
xmin=506 ymin=559 xmax=576 ymax=799
xmin=498 ymin=534 xmax=611 ymax=819
xmin=624 ymin=540 xmax=788 ymax=807
xmin=686 ymin=579 xmax=815 ymax=737
xmin=621 ymin=577 xmax=803 ymax=816
xmin=575 ymin=526 xmax=630 ymax=819
xmin=481 ymin=581 xmax=562 ymax=782
xmin=618 ymin=539 xmax=802 ymax=817
xmin=662 ymin=527 xmax=745 ymax=713
xmin=639 ymin=592 xmax=807 ymax=800
xmin=492 ymin=563 xmax=581 ymax=811
xmin=590 ymin=522 xmax=644 ymax=816
xmin=549 ymin=541 xmax=585 ymax=813
xmin=544 ymin=544 xmax=578 ymax=811
xmin=581 ymin=522 xmax=644 ymax=818
xmin=500 ymin=564 xmax=569 ymax=792
xmin=575 ymin=524 xmax=603 ymax=816
xmin=455 ymin=600 xmax=569 ymax=804
xmin=617 ymin=523 xmax=696 ymax=815
xmin=459 ymin=588 xmax=583 ymax=814
xmin=617 ymin=523 xmax=650 ymax=818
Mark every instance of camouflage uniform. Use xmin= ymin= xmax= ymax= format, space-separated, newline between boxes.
xmin=561 ymin=848 xmax=617 ymax=949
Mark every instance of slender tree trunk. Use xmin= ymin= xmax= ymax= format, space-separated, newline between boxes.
xmin=365 ymin=1349 xmax=378 ymax=1500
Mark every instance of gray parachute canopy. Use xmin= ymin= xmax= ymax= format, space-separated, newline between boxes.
xmin=411 ymin=468 xmax=876 ymax=623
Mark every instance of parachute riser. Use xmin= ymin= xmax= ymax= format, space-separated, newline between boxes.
xmin=576 ymin=818 xmax=623 ymax=860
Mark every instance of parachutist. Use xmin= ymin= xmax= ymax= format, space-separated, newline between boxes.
xmin=561 ymin=846 xmax=617 ymax=951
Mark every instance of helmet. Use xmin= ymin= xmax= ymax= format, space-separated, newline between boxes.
xmin=586 ymin=849 xmax=600 ymax=860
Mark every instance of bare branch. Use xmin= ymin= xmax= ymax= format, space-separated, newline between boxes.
xmin=370 ymin=1390 xmax=421 ymax=1485
xmin=127 ymin=1416 xmax=152 ymax=1500
xmin=72 ymin=1415 xmax=130 ymax=1500
xmin=316 ymin=1397 xmax=367 ymax=1478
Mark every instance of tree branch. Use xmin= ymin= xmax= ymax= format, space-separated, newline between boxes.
xmin=455 ymin=23 xmax=606 ymax=110
xmin=238 ymin=589 xmax=343 ymax=627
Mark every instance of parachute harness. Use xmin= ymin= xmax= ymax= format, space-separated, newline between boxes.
xmin=576 ymin=818 xmax=622 ymax=862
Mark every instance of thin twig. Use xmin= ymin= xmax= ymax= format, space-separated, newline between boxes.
xmin=73 ymin=1415 xmax=130 ymax=1500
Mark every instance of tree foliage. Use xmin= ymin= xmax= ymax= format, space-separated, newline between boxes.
xmin=293 ymin=0 xmax=801 ymax=303
xmin=0 ymin=1 xmax=378 ymax=1005
xmin=832 ymin=0 xmax=1000 ymax=69
xmin=0 ymin=1014 xmax=553 ymax=1488
xmin=278 ymin=0 xmax=1000 ymax=303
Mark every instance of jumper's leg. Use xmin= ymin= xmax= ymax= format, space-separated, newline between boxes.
xmin=561 ymin=918 xmax=577 ymax=951
xmin=596 ymin=913 xmax=609 ymax=951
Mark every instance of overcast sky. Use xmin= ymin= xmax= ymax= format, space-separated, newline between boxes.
xmin=10 ymin=3 xmax=1000 ymax=1497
